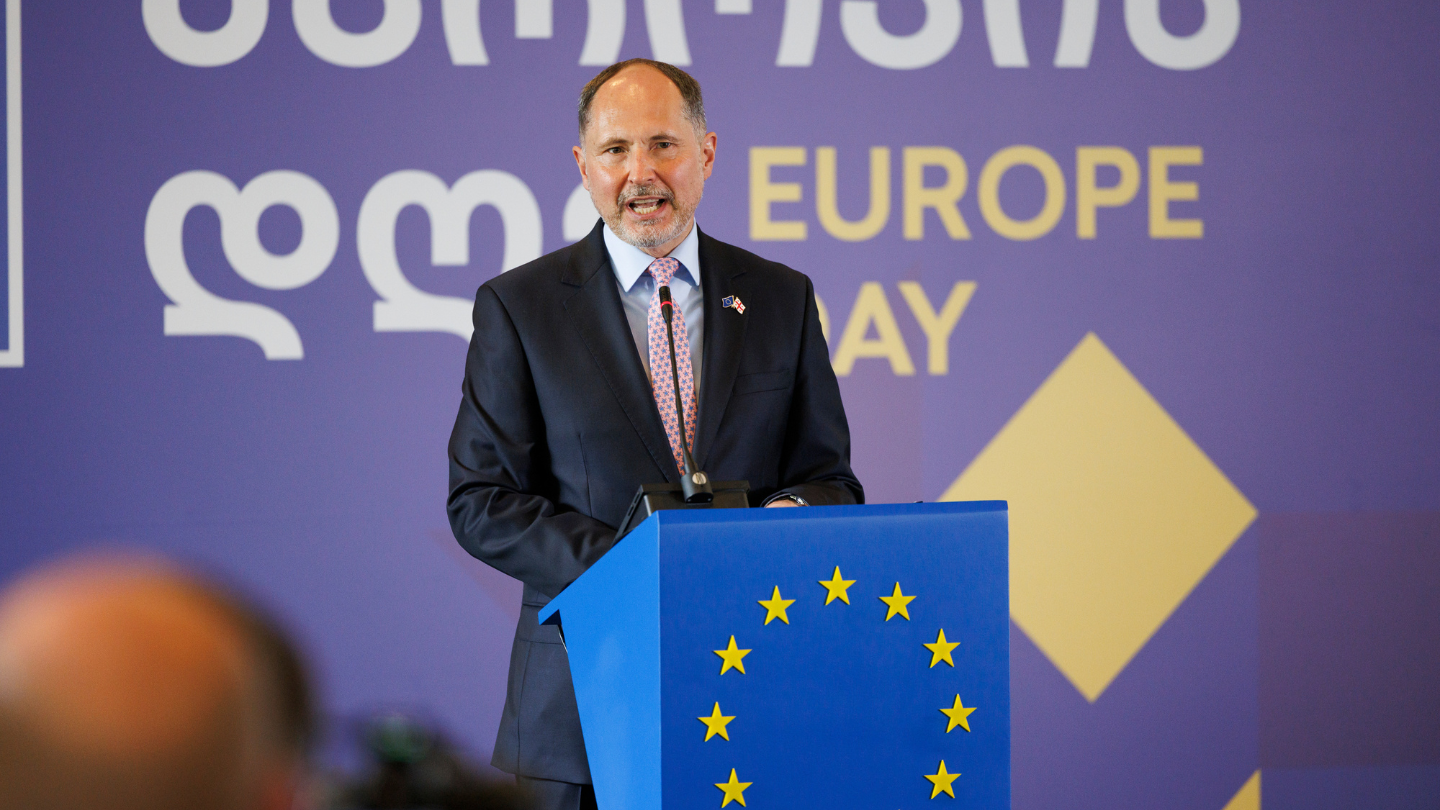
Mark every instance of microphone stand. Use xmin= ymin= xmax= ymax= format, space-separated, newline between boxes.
xmin=657 ymin=285 xmax=713 ymax=504
xmin=612 ymin=283 xmax=749 ymax=540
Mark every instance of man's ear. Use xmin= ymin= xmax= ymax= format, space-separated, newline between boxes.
xmin=701 ymin=131 xmax=717 ymax=180
xmin=573 ymin=145 xmax=590 ymax=191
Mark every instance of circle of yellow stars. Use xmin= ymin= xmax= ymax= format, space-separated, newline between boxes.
xmin=700 ymin=566 xmax=981 ymax=805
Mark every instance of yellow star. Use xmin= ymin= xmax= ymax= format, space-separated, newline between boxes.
xmin=714 ymin=768 xmax=752 ymax=807
xmin=878 ymin=582 xmax=915 ymax=621
xmin=923 ymin=628 xmax=961 ymax=668
xmin=818 ymin=566 xmax=856 ymax=605
xmin=924 ymin=760 xmax=960 ymax=799
xmin=698 ymin=702 xmax=735 ymax=741
xmin=757 ymin=586 xmax=796 ymax=625
xmin=940 ymin=695 xmax=977 ymax=733
xmin=713 ymin=636 xmax=751 ymax=675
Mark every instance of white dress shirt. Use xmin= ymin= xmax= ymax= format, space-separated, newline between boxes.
xmin=602 ymin=222 xmax=705 ymax=396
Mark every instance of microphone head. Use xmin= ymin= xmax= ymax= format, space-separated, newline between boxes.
xmin=657 ymin=285 xmax=672 ymax=307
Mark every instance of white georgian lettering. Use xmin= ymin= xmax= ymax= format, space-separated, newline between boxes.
xmin=142 ymin=0 xmax=267 ymax=67
xmin=292 ymin=0 xmax=422 ymax=68
xmin=145 ymin=170 xmax=339 ymax=360
xmin=357 ymin=170 xmax=542 ymax=340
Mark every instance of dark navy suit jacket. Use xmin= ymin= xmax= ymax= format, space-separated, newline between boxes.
xmin=447 ymin=220 xmax=863 ymax=783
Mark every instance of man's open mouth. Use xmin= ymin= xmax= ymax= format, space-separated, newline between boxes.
xmin=626 ymin=197 xmax=668 ymax=217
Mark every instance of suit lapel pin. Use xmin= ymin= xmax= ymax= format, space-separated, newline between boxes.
xmin=722 ymin=295 xmax=746 ymax=314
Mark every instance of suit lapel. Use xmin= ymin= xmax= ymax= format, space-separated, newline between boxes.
xmin=562 ymin=223 xmax=679 ymax=483
xmin=693 ymin=229 xmax=748 ymax=469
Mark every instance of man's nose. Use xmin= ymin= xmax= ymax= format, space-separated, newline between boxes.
xmin=626 ymin=149 xmax=658 ymax=184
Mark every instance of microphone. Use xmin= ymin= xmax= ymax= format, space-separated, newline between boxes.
xmin=657 ymin=285 xmax=713 ymax=504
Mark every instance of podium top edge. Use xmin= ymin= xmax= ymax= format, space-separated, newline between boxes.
xmin=653 ymin=499 xmax=1007 ymax=526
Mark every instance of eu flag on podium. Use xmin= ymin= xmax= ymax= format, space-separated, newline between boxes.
xmin=540 ymin=502 xmax=1009 ymax=810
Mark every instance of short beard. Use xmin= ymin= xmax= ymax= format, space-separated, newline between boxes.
xmin=602 ymin=184 xmax=697 ymax=250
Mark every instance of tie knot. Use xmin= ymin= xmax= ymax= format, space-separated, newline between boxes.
xmin=646 ymin=257 xmax=681 ymax=287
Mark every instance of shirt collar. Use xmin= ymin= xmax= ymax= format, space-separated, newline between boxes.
xmin=603 ymin=221 xmax=701 ymax=292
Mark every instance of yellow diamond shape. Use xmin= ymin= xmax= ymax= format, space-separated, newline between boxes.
xmin=941 ymin=333 xmax=1256 ymax=701
xmin=1223 ymin=771 xmax=1260 ymax=810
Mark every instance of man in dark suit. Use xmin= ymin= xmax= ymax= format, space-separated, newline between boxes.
xmin=447 ymin=58 xmax=863 ymax=810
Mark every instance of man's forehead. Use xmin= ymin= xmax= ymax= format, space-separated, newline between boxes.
xmin=595 ymin=64 xmax=683 ymax=106
xmin=587 ymin=69 xmax=688 ymax=135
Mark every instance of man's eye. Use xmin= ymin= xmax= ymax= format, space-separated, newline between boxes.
xmin=605 ymin=146 xmax=625 ymax=154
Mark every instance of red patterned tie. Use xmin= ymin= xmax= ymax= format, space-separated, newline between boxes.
xmin=646 ymin=257 xmax=697 ymax=475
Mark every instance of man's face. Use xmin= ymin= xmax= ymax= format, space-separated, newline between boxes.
xmin=574 ymin=66 xmax=717 ymax=257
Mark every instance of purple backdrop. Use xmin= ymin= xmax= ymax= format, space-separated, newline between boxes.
xmin=2 ymin=1 xmax=1437 ymax=806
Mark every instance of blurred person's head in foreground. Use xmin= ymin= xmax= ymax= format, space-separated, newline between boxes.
xmin=0 ymin=554 xmax=314 ymax=810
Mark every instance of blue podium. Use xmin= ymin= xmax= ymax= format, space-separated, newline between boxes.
xmin=539 ymin=502 xmax=1009 ymax=809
